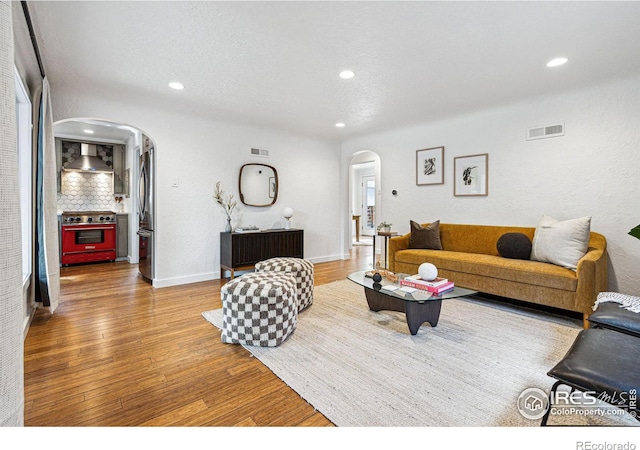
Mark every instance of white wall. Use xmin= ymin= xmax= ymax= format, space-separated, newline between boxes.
xmin=51 ymin=90 xmax=342 ymax=287
xmin=341 ymin=74 xmax=640 ymax=295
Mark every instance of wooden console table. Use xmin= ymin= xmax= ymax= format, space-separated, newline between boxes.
xmin=220 ymin=229 xmax=304 ymax=279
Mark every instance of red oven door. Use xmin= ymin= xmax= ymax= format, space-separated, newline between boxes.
xmin=61 ymin=224 xmax=117 ymax=265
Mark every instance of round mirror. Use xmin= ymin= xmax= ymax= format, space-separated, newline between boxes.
xmin=239 ymin=163 xmax=278 ymax=206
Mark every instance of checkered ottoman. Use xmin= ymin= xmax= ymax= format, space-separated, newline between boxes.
xmin=220 ymin=272 xmax=297 ymax=347
xmin=255 ymin=257 xmax=314 ymax=312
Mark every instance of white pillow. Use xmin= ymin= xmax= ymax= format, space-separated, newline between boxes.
xmin=530 ymin=214 xmax=591 ymax=270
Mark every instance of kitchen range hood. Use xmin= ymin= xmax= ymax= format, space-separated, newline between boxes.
xmin=63 ymin=143 xmax=113 ymax=173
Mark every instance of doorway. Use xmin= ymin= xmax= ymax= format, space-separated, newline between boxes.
xmin=361 ymin=174 xmax=376 ymax=237
xmin=348 ymin=151 xmax=381 ymax=255
xmin=53 ymin=118 xmax=155 ymax=279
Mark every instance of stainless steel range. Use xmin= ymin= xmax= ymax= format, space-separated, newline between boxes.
xmin=61 ymin=211 xmax=117 ymax=265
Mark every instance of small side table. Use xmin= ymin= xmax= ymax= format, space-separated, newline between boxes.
xmin=373 ymin=231 xmax=398 ymax=269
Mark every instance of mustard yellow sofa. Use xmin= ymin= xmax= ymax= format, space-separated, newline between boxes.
xmin=388 ymin=223 xmax=608 ymax=328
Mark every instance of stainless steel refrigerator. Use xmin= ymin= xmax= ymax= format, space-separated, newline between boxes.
xmin=137 ymin=135 xmax=154 ymax=281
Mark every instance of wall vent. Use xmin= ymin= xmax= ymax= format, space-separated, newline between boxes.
xmin=250 ymin=147 xmax=269 ymax=157
xmin=526 ymin=122 xmax=565 ymax=141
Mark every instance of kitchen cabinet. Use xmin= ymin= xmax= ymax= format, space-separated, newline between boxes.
xmin=112 ymin=144 xmax=126 ymax=195
xmin=55 ymin=138 xmax=62 ymax=193
xmin=220 ymin=229 xmax=304 ymax=279
xmin=57 ymin=214 xmax=62 ymax=265
xmin=116 ymin=214 xmax=129 ymax=260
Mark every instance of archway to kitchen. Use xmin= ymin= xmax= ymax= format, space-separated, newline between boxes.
xmin=54 ymin=118 xmax=156 ymax=282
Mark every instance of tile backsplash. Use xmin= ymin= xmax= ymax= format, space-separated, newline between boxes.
xmin=57 ymin=171 xmax=116 ymax=212
xmin=61 ymin=140 xmax=114 ymax=169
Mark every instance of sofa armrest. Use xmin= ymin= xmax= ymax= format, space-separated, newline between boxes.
xmin=574 ymin=233 xmax=608 ymax=314
xmin=388 ymin=233 xmax=410 ymax=272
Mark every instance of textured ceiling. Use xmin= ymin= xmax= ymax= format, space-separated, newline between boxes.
xmin=27 ymin=1 xmax=640 ymax=141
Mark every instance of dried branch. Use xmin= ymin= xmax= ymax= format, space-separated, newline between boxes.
xmin=213 ymin=181 xmax=237 ymax=218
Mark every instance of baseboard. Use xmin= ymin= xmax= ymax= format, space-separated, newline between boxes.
xmin=153 ymin=254 xmax=346 ymax=288
xmin=153 ymin=272 xmax=217 ymax=288
xmin=306 ymin=254 xmax=345 ymax=264
xmin=23 ymin=310 xmax=35 ymax=340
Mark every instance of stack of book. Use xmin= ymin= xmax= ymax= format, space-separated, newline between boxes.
xmin=399 ymin=275 xmax=454 ymax=294
xmin=235 ymin=226 xmax=260 ymax=233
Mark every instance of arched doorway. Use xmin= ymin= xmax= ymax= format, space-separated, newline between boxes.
xmin=53 ymin=118 xmax=156 ymax=282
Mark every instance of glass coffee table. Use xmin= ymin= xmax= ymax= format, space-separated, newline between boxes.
xmin=348 ymin=270 xmax=477 ymax=335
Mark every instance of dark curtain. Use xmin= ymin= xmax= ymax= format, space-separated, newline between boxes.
xmin=33 ymin=85 xmax=51 ymax=306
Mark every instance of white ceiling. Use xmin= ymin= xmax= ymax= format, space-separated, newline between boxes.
xmin=28 ymin=1 xmax=640 ymax=142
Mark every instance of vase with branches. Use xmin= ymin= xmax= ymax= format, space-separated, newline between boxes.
xmin=213 ymin=181 xmax=237 ymax=232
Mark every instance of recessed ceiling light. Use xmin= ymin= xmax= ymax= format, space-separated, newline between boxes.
xmin=546 ymin=57 xmax=568 ymax=68
xmin=339 ymin=70 xmax=355 ymax=79
xmin=83 ymin=129 xmax=94 ymax=134
xmin=335 ymin=122 xmax=346 ymax=128
xmin=169 ymin=81 xmax=185 ymax=90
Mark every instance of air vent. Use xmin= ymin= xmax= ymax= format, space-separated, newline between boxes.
xmin=526 ymin=122 xmax=565 ymax=141
xmin=250 ymin=147 xmax=269 ymax=157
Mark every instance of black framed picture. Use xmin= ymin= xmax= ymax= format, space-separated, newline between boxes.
xmin=416 ymin=146 xmax=444 ymax=186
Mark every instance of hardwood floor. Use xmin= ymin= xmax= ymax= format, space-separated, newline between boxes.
xmin=23 ymin=244 xmax=372 ymax=426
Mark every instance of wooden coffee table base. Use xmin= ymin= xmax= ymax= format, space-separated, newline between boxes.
xmin=364 ymin=288 xmax=443 ymax=335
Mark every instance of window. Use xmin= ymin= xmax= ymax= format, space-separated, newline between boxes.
xmin=15 ymin=68 xmax=32 ymax=285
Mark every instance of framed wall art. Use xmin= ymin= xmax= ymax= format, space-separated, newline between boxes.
xmin=454 ymin=153 xmax=488 ymax=197
xmin=416 ymin=146 xmax=444 ymax=186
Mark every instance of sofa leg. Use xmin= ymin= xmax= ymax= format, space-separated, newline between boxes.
xmin=583 ymin=313 xmax=590 ymax=329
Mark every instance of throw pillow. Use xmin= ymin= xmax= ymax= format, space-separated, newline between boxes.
xmin=496 ymin=233 xmax=532 ymax=260
xmin=408 ymin=220 xmax=442 ymax=250
xmin=530 ymin=214 xmax=591 ymax=270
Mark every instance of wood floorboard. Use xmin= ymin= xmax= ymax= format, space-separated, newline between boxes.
xmin=138 ymin=399 xmax=209 ymax=426
xmin=23 ymin=244 xmax=371 ymax=427
xmin=24 ymin=355 xmax=156 ymax=405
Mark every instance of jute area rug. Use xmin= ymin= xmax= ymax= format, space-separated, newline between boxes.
xmin=202 ymin=279 xmax=636 ymax=427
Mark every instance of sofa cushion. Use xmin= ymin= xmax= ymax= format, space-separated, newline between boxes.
xmin=497 ymin=233 xmax=532 ymax=260
xmin=409 ymin=220 xmax=442 ymax=250
xmin=393 ymin=249 xmax=578 ymax=292
xmin=530 ymin=215 xmax=591 ymax=270
xmin=438 ymin=224 xmax=535 ymax=255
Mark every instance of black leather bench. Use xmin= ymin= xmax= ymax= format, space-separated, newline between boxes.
xmin=588 ymin=302 xmax=640 ymax=338
xmin=542 ymin=310 xmax=640 ymax=425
